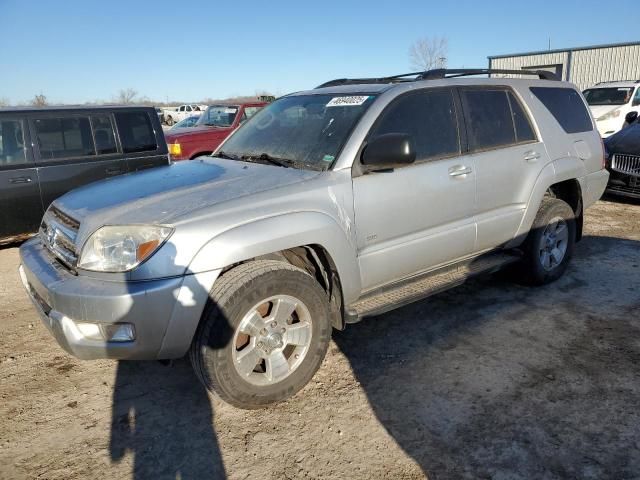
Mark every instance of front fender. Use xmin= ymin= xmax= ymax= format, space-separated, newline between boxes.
xmin=188 ymin=211 xmax=362 ymax=304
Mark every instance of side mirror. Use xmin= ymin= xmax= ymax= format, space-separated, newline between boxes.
xmin=625 ymin=111 xmax=638 ymax=125
xmin=361 ymin=133 xmax=416 ymax=171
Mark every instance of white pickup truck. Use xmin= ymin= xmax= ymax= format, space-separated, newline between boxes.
xmin=162 ymin=104 xmax=207 ymax=126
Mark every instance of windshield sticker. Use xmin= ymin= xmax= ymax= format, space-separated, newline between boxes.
xmin=617 ymin=88 xmax=631 ymax=91
xmin=322 ymin=155 xmax=335 ymax=163
xmin=224 ymin=108 xmax=238 ymax=113
xmin=326 ymin=96 xmax=370 ymax=107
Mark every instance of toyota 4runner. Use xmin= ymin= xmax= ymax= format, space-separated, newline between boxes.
xmin=19 ymin=69 xmax=609 ymax=408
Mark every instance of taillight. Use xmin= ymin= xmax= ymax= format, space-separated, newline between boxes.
xmin=600 ymin=138 xmax=606 ymax=169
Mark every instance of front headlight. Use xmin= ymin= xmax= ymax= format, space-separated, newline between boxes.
xmin=78 ymin=225 xmax=173 ymax=272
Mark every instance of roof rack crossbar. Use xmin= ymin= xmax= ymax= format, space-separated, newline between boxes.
xmin=316 ymin=68 xmax=559 ymax=89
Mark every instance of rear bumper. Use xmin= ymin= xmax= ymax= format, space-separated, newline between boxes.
xmin=581 ymin=169 xmax=610 ymax=209
xmin=19 ymin=237 xmax=220 ymax=360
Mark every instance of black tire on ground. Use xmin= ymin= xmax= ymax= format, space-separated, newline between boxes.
xmin=518 ymin=197 xmax=576 ymax=285
xmin=189 ymin=260 xmax=331 ymax=409
xmin=166 ymin=116 xmax=174 ymax=126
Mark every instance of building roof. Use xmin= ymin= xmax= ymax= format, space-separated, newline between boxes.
xmin=488 ymin=40 xmax=640 ymax=60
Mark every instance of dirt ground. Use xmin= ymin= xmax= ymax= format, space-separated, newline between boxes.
xmin=1 ymin=197 xmax=639 ymax=480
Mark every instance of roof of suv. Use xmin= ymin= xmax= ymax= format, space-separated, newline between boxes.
xmin=0 ymin=105 xmax=156 ymax=114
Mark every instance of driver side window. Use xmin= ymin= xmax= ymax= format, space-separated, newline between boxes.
xmin=370 ymin=88 xmax=461 ymax=163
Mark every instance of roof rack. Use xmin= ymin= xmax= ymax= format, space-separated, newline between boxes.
xmin=595 ymin=79 xmax=640 ymax=85
xmin=316 ymin=68 xmax=559 ymax=88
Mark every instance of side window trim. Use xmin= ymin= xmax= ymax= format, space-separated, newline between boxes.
xmin=458 ymin=85 xmax=539 ymax=155
xmin=361 ymin=87 xmax=464 ymax=166
xmin=89 ymin=113 xmax=122 ymax=157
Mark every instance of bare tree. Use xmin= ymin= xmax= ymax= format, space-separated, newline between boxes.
xmin=409 ymin=36 xmax=448 ymax=71
xmin=115 ymin=88 xmax=138 ymax=104
xmin=31 ymin=94 xmax=48 ymax=107
xmin=0 ymin=97 xmax=9 ymax=107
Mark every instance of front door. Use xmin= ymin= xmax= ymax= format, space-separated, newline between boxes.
xmin=353 ymin=88 xmax=477 ymax=292
xmin=0 ymin=117 xmax=43 ymax=239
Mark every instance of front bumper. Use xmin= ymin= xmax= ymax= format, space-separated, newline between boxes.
xmin=605 ymin=170 xmax=640 ymax=199
xmin=19 ymin=237 xmax=220 ymax=360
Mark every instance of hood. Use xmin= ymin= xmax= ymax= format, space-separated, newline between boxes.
xmin=589 ymin=105 xmax=623 ymax=120
xmin=54 ymin=158 xmax=320 ymax=230
xmin=164 ymin=125 xmax=232 ymax=142
xmin=604 ymin=123 xmax=640 ymax=155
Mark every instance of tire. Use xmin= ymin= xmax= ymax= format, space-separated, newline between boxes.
xmin=166 ymin=115 xmax=174 ymax=126
xmin=189 ymin=260 xmax=331 ymax=409
xmin=519 ymin=197 xmax=576 ymax=285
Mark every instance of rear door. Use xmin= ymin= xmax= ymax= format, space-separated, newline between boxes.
xmin=114 ymin=110 xmax=169 ymax=171
xmin=459 ymin=86 xmax=545 ymax=251
xmin=31 ymin=113 xmax=128 ymax=209
xmin=0 ymin=116 xmax=43 ymax=238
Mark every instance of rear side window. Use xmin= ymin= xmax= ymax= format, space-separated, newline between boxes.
xmin=114 ymin=112 xmax=157 ymax=153
xmin=461 ymin=89 xmax=515 ymax=150
xmin=530 ymin=87 xmax=593 ymax=134
xmin=0 ymin=119 xmax=27 ymax=166
xmin=371 ymin=89 xmax=460 ymax=161
xmin=35 ymin=117 xmax=95 ymax=160
xmin=507 ymin=92 xmax=536 ymax=143
xmin=91 ymin=115 xmax=117 ymax=154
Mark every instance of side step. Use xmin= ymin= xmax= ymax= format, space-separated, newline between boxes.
xmin=347 ymin=251 xmax=520 ymax=321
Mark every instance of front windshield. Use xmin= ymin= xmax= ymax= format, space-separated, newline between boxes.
xmin=217 ymin=93 xmax=377 ymax=170
xmin=196 ymin=105 xmax=239 ymax=127
xmin=583 ymin=87 xmax=633 ymax=106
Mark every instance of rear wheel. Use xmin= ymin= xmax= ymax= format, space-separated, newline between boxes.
xmin=190 ymin=260 xmax=331 ymax=409
xmin=519 ymin=198 xmax=576 ymax=285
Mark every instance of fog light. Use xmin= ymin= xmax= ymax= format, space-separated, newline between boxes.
xmin=75 ymin=322 xmax=135 ymax=342
xmin=102 ymin=324 xmax=136 ymax=342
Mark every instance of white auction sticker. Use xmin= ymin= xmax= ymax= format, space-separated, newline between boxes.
xmin=326 ymin=96 xmax=370 ymax=107
xmin=224 ymin=108 xmax=238 ymax=113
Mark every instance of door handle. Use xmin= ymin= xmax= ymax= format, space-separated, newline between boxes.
xmin=448 ymin=165 xmax=472 ymax=177
xmin=105 ymin=168 xmax=124 ymax=175
xmin=524 ymin=151 xmax=541 ymax=162
xmin=9 ymin=176 xmax=32 ymax=184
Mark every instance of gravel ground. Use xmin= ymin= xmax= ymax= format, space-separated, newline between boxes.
xmin=1 ymin=197 xmax=639 ymax=480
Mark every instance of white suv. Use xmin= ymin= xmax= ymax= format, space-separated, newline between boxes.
xmin=583 ymin=80 xmax=640 ymax=137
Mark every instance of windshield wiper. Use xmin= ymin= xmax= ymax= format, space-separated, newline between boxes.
xmin=214 ymin=150 xmax=240 ymax=160
xmin=240 ymin=153 xmax=293 ymax=168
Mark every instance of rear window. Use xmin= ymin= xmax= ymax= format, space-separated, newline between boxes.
xmin=35 ymin=117 xmax=95 ymax=159
xmin=530 ymin=87 xmax=593 ymax=134
xmin=114 ymin=112 xmax=157 ymax=153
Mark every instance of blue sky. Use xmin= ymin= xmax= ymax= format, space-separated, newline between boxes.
xmin=1 ymin=0 xmax=637 ymax=104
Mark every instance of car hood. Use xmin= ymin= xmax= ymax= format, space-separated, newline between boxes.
xmin=589 ymin=105 xmax=623 ymax=119
xmin=54 ymin=158 xmax=320 ymax=239
xmin=164 ymin=125 xmax=232 ymax=141
xmin=605 ymin=123 xmax=640 ymax=155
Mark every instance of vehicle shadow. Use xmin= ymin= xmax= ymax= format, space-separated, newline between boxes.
xmin=109 ymin=360 xmax=226 ymax=479
xmin=333 ymin=234 xmax=640 ymax=479
xmin=110 ymin=242 xmax=228 ymax=479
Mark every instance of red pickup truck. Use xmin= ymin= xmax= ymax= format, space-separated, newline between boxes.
xmin=165 ymin=102 xmax=267 ymax=160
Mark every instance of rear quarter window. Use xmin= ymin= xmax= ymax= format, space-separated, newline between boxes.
xmin=114 ymin=112 xmax=157 ymax=153
xmin=530 ymin=87 xmax=593 ymax=134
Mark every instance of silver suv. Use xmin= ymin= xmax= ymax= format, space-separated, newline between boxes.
xmin=19 ymin=69 xmax=609 ymax=408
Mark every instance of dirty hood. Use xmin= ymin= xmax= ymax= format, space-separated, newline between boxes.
xmin=54 ymin=158 xmax=320 ymax=229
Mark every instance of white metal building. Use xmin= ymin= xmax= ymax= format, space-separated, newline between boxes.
xmin=488 ymin=41 xmax=640 ymax=90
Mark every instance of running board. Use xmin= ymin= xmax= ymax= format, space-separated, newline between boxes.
xmin=347 ymin=251 xmax=520 ymax=322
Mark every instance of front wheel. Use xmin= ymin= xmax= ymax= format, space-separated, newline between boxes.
xmin=190 ymin=260 xmax=331 ymax=409
xmin=519 ymin=197 xmax=576 ymax=285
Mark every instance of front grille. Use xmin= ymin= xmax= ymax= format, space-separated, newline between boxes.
xmin=611 ymin=154 xmax=640 ymax=177
xmin=40 ymin=206 xmax=80 ymax=268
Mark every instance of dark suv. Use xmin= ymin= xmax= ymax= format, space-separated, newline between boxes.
xmin=0 ymin=106 xmax=168 ymax=244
